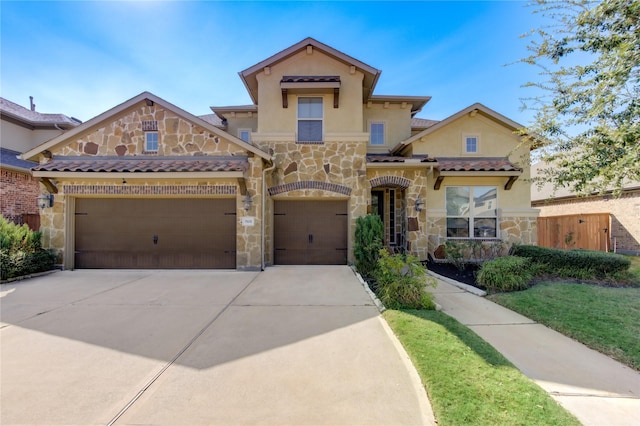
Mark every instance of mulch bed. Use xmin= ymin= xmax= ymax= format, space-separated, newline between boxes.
xmin=424 ymin=259 xmax=485 ymax=290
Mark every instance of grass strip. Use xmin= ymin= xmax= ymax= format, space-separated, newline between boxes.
xmin=384 ymin=310 xmax=579 ymax=426
xmin=488 ymin=282 xmax=640 ymax=370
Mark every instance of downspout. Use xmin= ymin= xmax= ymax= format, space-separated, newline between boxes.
xmin=262 ymin=160 xmax=276 ymax=271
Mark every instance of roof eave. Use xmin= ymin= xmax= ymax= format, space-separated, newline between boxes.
xmin=20 ymin=92 xmax=272 ymax=162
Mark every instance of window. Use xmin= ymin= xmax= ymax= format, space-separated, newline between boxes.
xmin=464 ymin=134 xmax=479 ymax=153
xmin=145 ymin=132 xmax=159 ymax=152
xmin=446 ymin=186 xmax=498 ymax=238
xmin=238 ymin=129 xmax=251 ymax=143
xmin=370 ymin=122 xmax=385 ymax=145
xmin=389 ymin=189 xmax=396 ymax=244
xmin=297 ymin=97 xmax=323 ymax=142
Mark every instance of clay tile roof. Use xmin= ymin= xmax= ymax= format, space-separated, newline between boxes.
xmin=366 ymin=154 xmax=437 ymax=163
xmin=366 ymin=155 xmax=406 ymax=163
xmin=281 ymin=76 xmax=341 ymax=83
xmin=32 ymin=156 xmax=248 ymax=173
xmin=436 ymin=157 xmax=522 ymax=172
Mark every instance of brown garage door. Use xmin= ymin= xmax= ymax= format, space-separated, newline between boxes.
xmin=274 ymin=200 xmax=348 ymax=265
xmin=75 ymin=198 xmax=236 ymax=269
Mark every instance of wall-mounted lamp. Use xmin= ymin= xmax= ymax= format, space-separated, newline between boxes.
xmin=243 ymin=193 xmax=253 ymax=211
xmin=122 ymin=178 xmax=127 ymax=185
xmin=415 ymin=195 xmax=424 ymax=212
xmin=37 ymin=193 xmax=54 ymax=209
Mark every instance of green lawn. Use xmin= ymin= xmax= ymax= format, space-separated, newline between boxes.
xmin=488 ymin=282 xmax=640 ymax=370
xmin=384 ymin=310 xmax=579 ymax=426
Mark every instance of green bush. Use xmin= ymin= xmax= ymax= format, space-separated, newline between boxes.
xmin=512 ymin=245 xmax=630 ymax=277
xmin=354 ymin=214 xmax=384 ymax=279
xmin=477 ymin=256 xmax=534 ymax=293
xmin=373 ymin=249 xmax=437 ymax=309
xmin=0 ymin=217 xmax=55 ymax=280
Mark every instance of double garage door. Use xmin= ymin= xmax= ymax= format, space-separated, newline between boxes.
xmin=274 ymin=200 xmax=348 ymax=265
xmin=75 ymin=198 xmax=236 ymax=269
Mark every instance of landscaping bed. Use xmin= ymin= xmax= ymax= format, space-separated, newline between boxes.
xmin=424 ymin=259 xmax=482 ymax=289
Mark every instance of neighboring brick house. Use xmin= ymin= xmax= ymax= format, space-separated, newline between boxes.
xmin=532 ymin=161 xmax=640 ymax=255
xmin=21 ymin=38 xmax=538 ymax=270
xmin=0 ymin=97 xmax=80 ymax=228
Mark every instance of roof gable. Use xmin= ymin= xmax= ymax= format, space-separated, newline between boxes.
xmin=20 ymin=92 xmax=271 ymax=161
xmin=239 ymin=37 xmax=381 ymax=105
xmin=393 ymin=103 xmax=525 ymax=154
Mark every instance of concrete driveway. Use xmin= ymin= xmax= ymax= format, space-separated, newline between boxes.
xmin=1 ymin=267 xmax=434 ymax=425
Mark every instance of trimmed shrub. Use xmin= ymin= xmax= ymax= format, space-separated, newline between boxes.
xmin=0 ymin=217 xmax=55 ymax=280
xmin=512 ymin=245 xmax=630 ymax=277
xmin=374 ymin=249 xmax=437 ymax=309
xmin=354 ymin=214 xmax=384 ymax=279
xmin=477 ymin=256 xmax=534 ymax=293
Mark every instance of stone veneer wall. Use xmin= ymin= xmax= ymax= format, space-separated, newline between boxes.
xmin=366 ymin=168 xmax=429 ymax=260
xmin=426 ymin=214 xmax=538 ymax=257
xmin=57 ymin=104 xmax=245 ymax=158
xmin=534 ymin=190 xmax=640 ymax=254
xmin=257 ymin=138 xmax=368 ymax=265
xmin=39 ymin=102 xmax=264 ymax=270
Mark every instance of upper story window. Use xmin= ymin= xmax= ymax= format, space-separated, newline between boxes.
xmin=370 ymin=122 xmax=385 ymax=145
xmin=145 ymin=132 xmax=159 ymax=152
xmin=297 ymin=97 xmax=323 ymax=143
xmin=238 ymin=129 xmax=251 ymax=143
xmin=446 ymin=186 xmax=498 ymax=238
xmin=464 ymin=134 xmax=479 ymax=154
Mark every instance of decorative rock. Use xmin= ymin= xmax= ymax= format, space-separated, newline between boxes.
xmin=84 ymin=142 xmax=99 ymax=155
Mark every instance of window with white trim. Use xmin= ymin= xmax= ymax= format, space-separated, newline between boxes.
xmin=145 ymin=132 xmax=159 ymax=152
xmin=370 ymin=122 xmax=385 ymax=145
xmin=297 ymin=97 xmax=323 ymax=142
xmin=446 ymin=186 xmax=498 ymax=238
xmin=238 ymin=128 xmax=251 ymax=143
xmin=464 ymin=135 xmax=479 ymax=154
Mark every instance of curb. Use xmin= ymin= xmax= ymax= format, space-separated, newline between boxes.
xmin=426 ymin=270 xmax=487 ymax=297
xmin=350 ymin=267 xmax=386 ymax=312
xmin=0 ymin=269 xmax=59 ymax=285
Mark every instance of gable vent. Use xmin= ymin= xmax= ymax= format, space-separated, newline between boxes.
xmin=142 ymin=120 xmax=158 ymax=131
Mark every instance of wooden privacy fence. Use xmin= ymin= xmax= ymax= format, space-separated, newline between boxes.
xmin=537 ymin=213 xmax=610 ymax=252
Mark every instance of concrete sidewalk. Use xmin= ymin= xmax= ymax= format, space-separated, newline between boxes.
xmin=430 ymin=278 xmax=640 ymax=426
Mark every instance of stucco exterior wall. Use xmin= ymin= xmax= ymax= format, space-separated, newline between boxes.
xmin=363 ymin=104 xmax=412 ymax=153
xmin=0 ymin=120 xmax=64 ymax=152
xmin=255 ymin=50 xmax=365 ymax=135
xmin=534 ymin=190 xmax=640 ymax=254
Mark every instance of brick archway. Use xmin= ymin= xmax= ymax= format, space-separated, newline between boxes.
xmin=369 ymin=176 xmax=411 ymax=189
xmin=268 ymin=180 xmax=352 ymax=196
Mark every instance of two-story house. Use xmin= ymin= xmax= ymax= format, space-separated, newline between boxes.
xmin=20 ymin=38 xmax=538 ymax=270
xmin=1 ymin=97 xmax=80 ymax=229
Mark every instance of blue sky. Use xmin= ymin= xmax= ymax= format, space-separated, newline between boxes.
xmin=1 ymin=1 xmax=544 ymax=125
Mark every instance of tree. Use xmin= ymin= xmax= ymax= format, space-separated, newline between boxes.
xmin=521 ymin=0 xmax=640 ymax=195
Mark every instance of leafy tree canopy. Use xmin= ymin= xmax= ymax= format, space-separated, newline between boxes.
xmin=521 ymin=0 xmax=640 ymax=195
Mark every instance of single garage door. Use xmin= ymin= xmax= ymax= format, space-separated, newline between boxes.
xmin=274 ymin=200 xmax=348 ymax=265
xmin=75 ymin=198 xmax=236 ymax=269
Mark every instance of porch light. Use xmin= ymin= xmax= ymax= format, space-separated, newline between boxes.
xmin=415 ymin=195 xmax=424 ymax=212
xmin=37 ymin=193 xmax=54 ymax=209
xmin=243 ymin=193 xmax=253 ymax=211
